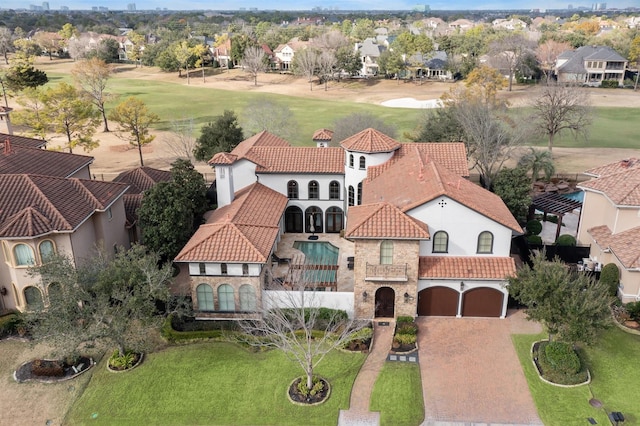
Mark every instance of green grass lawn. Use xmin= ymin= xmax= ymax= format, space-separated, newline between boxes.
xmin=513 ymin=328 xmax=640 ymax=426
xmin=370 ymin=362 xmax=424 ymax=426
xmin=65 ymin=342 xmax=366 ymax=425
xmin=45 ymin=72 xmax=640 ymax=148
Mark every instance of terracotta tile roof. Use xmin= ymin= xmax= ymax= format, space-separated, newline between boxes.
xmin=419 ymin=256 xmax=516 ymax=280
xmin=345 ymin=202 xmax=430 ymax=239
xmin=251 ymin=147 xmax=344 ymax=174
xmin=208 ymin=131 xmax=291 ymax=165
xmin=313 ymin=128 xmax=333 ymax=141
xmin=112 ymin=167 xmax=172 ymax=195
xmin=0 ymin=141 xmax=93 ymax=177
xmin=209 ymin=152 xmax=237 ymax=165
xmin=0 ymin=174 xmax=128 ymax=238
xmin=339 ymin=128 xmax=402 ymax=153
xmin=175 ymin=183 xmax=287 ymax=263
xmin=583 ymin=158 xmax=640 ymax=178
xmin=363 ymin=147 xmax=522 ymax=233
xmin=578 ymin=168 xmax=640 ymax=206
xmin=588 ymin=225 xmax=640 ymax=269
xmin=367 ymin=142 xmax=469 ymax=178
xmin=1 ymin=133 xmax=47 ymax=149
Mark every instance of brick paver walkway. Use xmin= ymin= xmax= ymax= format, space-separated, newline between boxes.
xmin=338 ymin=320 xmax=395 ymax=426
xmin=418 ymin=310 xmax=543 ymax=425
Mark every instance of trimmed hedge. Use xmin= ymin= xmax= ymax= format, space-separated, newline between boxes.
xmin=526 ymin=220 xmax=542 ymax=236
xmin=396 ymin=316 xmax=414 ymax=323
xmin=537 ymin=341 xmax=588 ymax=385
xmin=526 ymin=235 xmax=543 ymax=245
xmin=600 ymin=263 xmax=620 ymax=296
xmin=601 ymin=79 xmax=619 ymax=88
xmin=555 ymin=234 xmax=576 ymax=246
xmin=0 ymin=313 xmax=22 ymax=338
xmin=161 ymin=315 xmax=230 ymax=343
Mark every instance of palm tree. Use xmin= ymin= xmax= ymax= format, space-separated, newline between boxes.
xmin=518 ymin=147 xmax=555 ymax=185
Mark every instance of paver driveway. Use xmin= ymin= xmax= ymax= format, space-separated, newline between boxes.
xmin=418 ymin=310 xmax=543 ymax=425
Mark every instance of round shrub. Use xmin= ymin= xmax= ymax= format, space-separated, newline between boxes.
xmin=544 ymin=341 xmax=580 ymax=374
xmin=599 ymin=263 xmax=620 ymax=296
xmin=526 ymin=235 xmax=543 ymax=245
xmin=555 ymin=234 xmax=576 ymax=246
xmin=625 ymin=301 xmax=640 ymax=322
xmin=526 ymin=220 xmax=542 ymax=236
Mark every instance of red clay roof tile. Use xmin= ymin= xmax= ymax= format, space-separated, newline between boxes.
xmin=339 ymin=128 xmax=401 ymax=153
xmin=588 ymin=225 xmax=640 ymax=269
xmin=345 ymin=202 xmax=430 ymax=239
xmin=419 ymin=256 xmax=516 ymax=279
xmin=579 ymin=168 xmax=640 ymax=206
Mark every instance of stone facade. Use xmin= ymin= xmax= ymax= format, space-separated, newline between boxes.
xmin=191 ymin=273 xmax=263 ymax=320
xmin=353 ymin=239 xmax=420 ymax=319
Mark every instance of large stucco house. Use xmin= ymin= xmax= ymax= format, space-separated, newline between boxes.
xmin=577 ymin=158 xmax=640 ymax=302
xmin=554 ymin=45 xmax=628 ymax=87
xmin=175 ymin=129 xmax=522 ymax=320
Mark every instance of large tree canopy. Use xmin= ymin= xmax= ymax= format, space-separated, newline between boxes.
xmin=193 ymin=110 xmax=244 ymax=162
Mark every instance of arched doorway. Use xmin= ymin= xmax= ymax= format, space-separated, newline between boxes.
xmin=325 ymin=207 xmax=344 ymax=233
xmin=305 ymin=206 xmax=323 ymax=233
xmin=375 ymin=287 xmax=395 ymax=318
xmin=417 ymin=287 xmax=458 ymax=316
xmin=285 ymin=206 xmax=303 ymax=233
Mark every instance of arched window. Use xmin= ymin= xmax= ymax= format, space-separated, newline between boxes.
xmin=380 ymin=240 xmax=393 ymax=264
xmin=24 ymin=286 xmax=43 ymax=309
xmin=242 ymin=263 xmax=249 ymax=275
xmin=349 ymin=154 xmax=354 ymax=168
xmin=477 ymin=231 xmax=494 ymax=254
xmin=357 ymin=182 xmax=362 ymax=205
xmin=329 ymin=181 xmax=340 ymax=200
xmin=38 ymin=240 xmax=55 ymax=262
xmin=221 ymin=263 xmax=227 ymax=275
xmin=239 ymin=284 xmax=256 ymax=311
xmin=308 ymin=181 xmax=319 ymax=199
xmin=196 ymin=284 xmax=214 ymax=311
xmin=48 ymin=282 xmax=62 ymax=303
xmin=305 ymin=206 xmax=323 ymax=233
xmin=359 ymin=156 xmax=366 ymax=170
xmin=287 ymin=180 xmax=298 ymax=199
xmin=218 ymin=284 xmax=235 ymax=311
xmin=348 ymin=186 xmax=355 ymax=206
xmin=13 ymin=244 xmax=35 ymax=266
xmin=432 ymin=231 xmax=449 ymax=253
xmin=325 ymin=207 xmax=344 ymax=233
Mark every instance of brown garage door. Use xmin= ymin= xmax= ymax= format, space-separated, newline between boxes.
xmin=461 ymin=288 xmax=503 ymax=317
xmin=418 ymin=287 xmax=459 ymax=316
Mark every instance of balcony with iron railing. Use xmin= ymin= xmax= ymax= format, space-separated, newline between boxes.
xmin=364 ymin=263 xmax=408 ymax=282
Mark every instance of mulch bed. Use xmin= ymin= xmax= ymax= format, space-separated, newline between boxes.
xmin=14 ymin=356 xmax=93 ymax=383
xmin=288 ymin=377 xmax=330 ymax=405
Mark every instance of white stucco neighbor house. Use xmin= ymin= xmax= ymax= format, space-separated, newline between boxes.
xmin=174 ymin=128 xmax=523 ymax=320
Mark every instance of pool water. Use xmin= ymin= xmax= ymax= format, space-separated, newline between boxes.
xmin=292 ymin=241 xmax=340 ymax=284
xmin=561 ymin=191 xmax=584 ymax=203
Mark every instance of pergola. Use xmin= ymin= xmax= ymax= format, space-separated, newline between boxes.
xmin=531 ymin=193 xmax=582 ymax=241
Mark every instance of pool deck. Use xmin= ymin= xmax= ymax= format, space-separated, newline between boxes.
xmin=273 ymin=233 xmax=355 ymax=292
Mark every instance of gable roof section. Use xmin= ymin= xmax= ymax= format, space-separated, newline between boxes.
xmin=419 ymin=256 xmax=516 ymax=280
xmin=583 ymin=158 xmax=640 ymax=178
xmin=367 ymin=142 xmax=469 ymax=178
xmin=313 ymin=128 xmax=333 ymax=141
xmin=208 ymin=131 xmax=290 ymax=165
xmin=112 ymin=167 xmax=172 ymax=195
xmin=0 ymin=142 xmax=93 ymax=177
xmin=588 ymin=225 xmax=640 ymax=269
xmin=578 ymin=167 xmax=640 ymax=206
xmin=345 ymin=202 xmax=430 ymax=240
xmin=175 ymin=183 xmax=287 ymax=263
xmin=0 ymin=133 xmax=47 ymax=149
xmin=363 ymin=147 xmax=521 ymax=233
xmin=0 ymin=174 xmax=128 ymax=238
xmin=251 ymin=147 xmax=344 ymax=174
xmin=339 ymin=128 xmax=401 ymax=153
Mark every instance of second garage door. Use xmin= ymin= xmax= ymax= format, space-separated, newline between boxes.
xmin=461 ymin=287 xmax=503 ymax=317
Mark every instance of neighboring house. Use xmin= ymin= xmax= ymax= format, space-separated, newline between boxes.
xmin=355 ymin=38 xmax=384 ymax=77
xmin=555 ymin=45 xmax=628 ymax=87
xmin=0 ymin=132 xmax=46 ymax=148
xmin=0 ymin=139 xmax=92 ymax=179
xmin=492 ymin=18 xmax=528 ymax=30
xmin=0 ymin=174 xmax=129 ymax=312
xmin=577 ymin=158 xmax=640 ymax=302
xmin=175 ymin=128 xmax=521 ymax=320
xmin=409 ymin=51 xmax=452 ymax=80
xmin=448 ymin=19 xmax=475 ymax=33
xmin=112 ymin=167 xmax=172 ymax=243
xmin=273 ymin=39 xmax=309 ymax=72
xmin=212 ymin=37 xmax=231 ymax=68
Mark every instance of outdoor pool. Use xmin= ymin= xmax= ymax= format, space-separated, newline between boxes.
xmin=561 ymin=191 xmax=584 ymax=203
xmin=292 ymin=241 xmax=340 ymax=285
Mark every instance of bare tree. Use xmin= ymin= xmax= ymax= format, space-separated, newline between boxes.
xmin=241 ymin=98 xmax=299 ymax=141
xmin=291 ymin=48 xmax=319 ymax=91
xmin=488 ymin=32 xmax=536 ymax=91
xmin=536 ymin=39 xmax=571 ymax=83
xmin=238 ymin=263 xmax=367 ymax=393
xmin=531 ymin=82 xmax=592 ymax=152
xmin=0 ymin=27 xmax=12 ymax=65
xmin=72 ymin=58 xmax=115 ymax=132
xmin=241 ymin=46 xmax=267 ymax=86
xmin=312 ymin=30 xmax=349 ymax=52
xmin=317 ymin=51 xmax=337 ymax=91
xmin=162 ymin=118 xmax=197 ymax=162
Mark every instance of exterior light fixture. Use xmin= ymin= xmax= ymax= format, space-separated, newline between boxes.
xmin=403 ymin=292 xmax=414 ymax=303
xmin=460 ymin=281 xmax=465 ymax=291
xmin=362 ymin=291 xmax=368 ymax=302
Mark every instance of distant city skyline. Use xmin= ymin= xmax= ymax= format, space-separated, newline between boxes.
xmin=5 ymin=0 xmax=638 ymax=11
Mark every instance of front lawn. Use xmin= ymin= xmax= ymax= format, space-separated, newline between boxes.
xmin=370 ymin=362 xmax=424 ymax=426
xmin=513 ymin=328 xmax=640 ymax=426
xmin=65 ymin=342 xmax=366 ymax=425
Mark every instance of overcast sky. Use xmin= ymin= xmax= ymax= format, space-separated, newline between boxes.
xmin=4 ymin=0 xmax=637 ymax=11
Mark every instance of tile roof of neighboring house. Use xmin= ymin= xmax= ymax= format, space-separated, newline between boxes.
xmin=175 ymin=183 xmax=287 ymax=263
xmin=345 ymin=202 xmax=430 ymax=240
xmin=0 ymin=141 xmax=93 ymax=177
xmin=578 ymin=167 xmax=640 ymax=206
xmin=112 ymin=166 xmax=172 ymax=195
xmin=0 ymin=133 xmax=47 ymax=149
xmin=557 ymin=45 xmax=627 ymax=74
xmin=0 ymin=174 xmax=128 ymax=238
xmin=123 ymin=194 xmax=143 ymax=228
xmin=588 ymin=225 xmax=640 ymax=269
xmin=251 ymin=147 xmax=344 ymax=174
xmin=209 ymin=131 xmax=290 ymax=165
xmin=367 ymin=142 xmax=469 ymax=178
xmin=419 ymin=256 xmax=516 ymax=280
xmin=583 ymin=158 xmax=640 ymax=178
xmin=339 ymin=128 xmax=402 ymax=153
xmin=363 ymin=147 xmax=522 ymax=233
xmin=313 ymin=128 xmax=334 ymax=141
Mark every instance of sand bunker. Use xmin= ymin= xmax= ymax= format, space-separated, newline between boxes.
xmin=381 ymin=98 xmax=442 ymax=108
